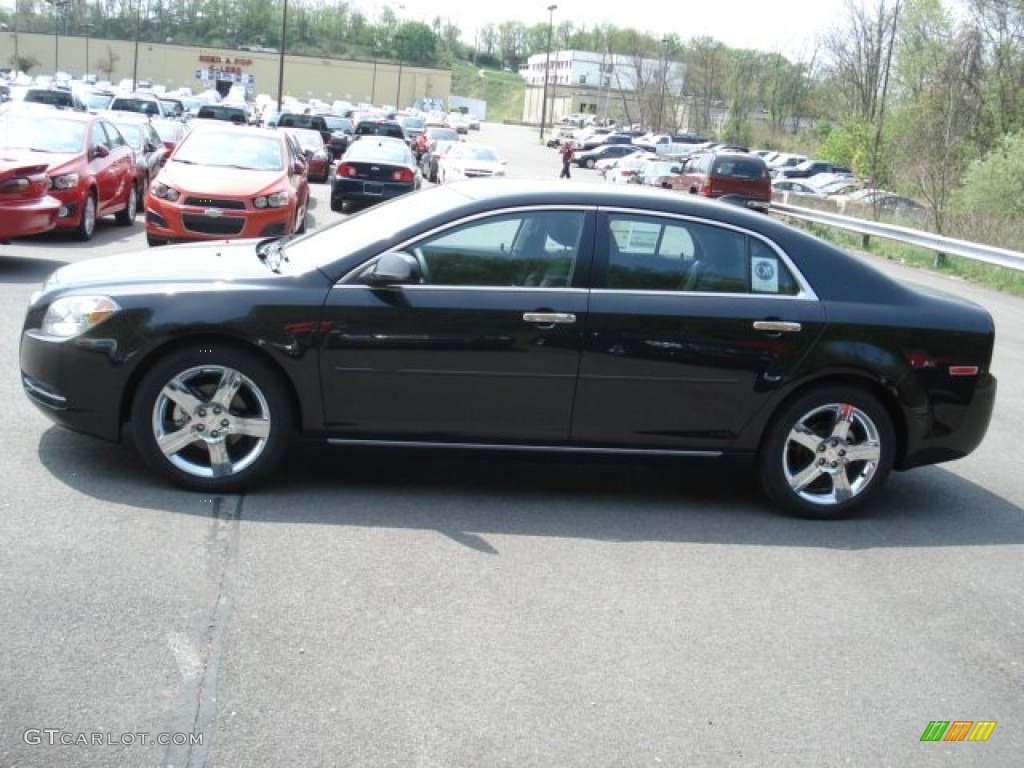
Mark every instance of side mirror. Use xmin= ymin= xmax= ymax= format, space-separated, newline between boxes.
xmin=293 ymin=159 xmax=307 ymax=175
xmin=92 ymin=144 xmax=110 ymax=159
xmin=366 ymin=251 xmax=422 ymax=286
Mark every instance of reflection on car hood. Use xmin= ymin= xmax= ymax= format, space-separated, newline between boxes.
xmin=161 ymin=162 xmax=287 ymax=196
xmin=39 ymin=240 xmax=280 ymax=293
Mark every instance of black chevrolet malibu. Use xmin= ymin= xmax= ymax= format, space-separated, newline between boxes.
xmin=20 ymin=181 xmax=997 ymax=518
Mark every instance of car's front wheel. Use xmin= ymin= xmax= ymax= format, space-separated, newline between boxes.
xmin=130 ymin=346 xmax=293 ymax=492
xmin=757 ymin=386 xmax=894 ymax=519
xmin=75 ymin=191 xmax=97 ymax=241
xmin=115 ymin=184 xmax=138 ymax=226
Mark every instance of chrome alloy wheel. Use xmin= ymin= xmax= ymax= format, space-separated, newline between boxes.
xmin=151 ymin=365 xmax=272 ymax=479
xmin=781 ymin=402 xmax=883 ymax=506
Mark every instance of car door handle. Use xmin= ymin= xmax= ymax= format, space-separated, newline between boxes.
xmin=753 ymin=320 xmax=802 ymax=333
xmin=523 ymin=312 xmax=576 ymax=324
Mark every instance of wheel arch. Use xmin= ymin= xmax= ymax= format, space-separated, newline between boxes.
xmin=118 ymin=333 xmax=304 ymax=438
xmin=751 ymin=372 xmax=908 ymax=467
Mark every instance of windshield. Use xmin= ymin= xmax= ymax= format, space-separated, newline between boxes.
xmin=283 ymin=186 xmax=468 ymax=272
xmin=111 ymin=122 xmax=145 ymax=150
xmin=0 ymin=113 xmax=85 ymax=152
xmin=174 ymin=131 xmax=284 ymax=171
xmin=85 ymin=92 xmax=114 ymax=110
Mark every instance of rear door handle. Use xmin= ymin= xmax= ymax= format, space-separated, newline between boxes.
xmin=523 ymin=312 xmax=577 ymax=325
xmin=753 ymin=320 xmax=802 ymax=333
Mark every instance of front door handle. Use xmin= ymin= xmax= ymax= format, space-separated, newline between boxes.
xmin=753 ymin=320 xmax=802 ymax=333
xmin=523 ymin=312 xmax=576 ymax=325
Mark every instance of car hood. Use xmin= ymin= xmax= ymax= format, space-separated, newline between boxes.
xmin=1 ymin=149 xmax=79 ymax=173
xmin=160 ymin=162 xmax=287 ymax=195
xmin=0 ymin=153 xmax=53 ymax=179
xmin=36 ymin=240 xmax=294 ymax=295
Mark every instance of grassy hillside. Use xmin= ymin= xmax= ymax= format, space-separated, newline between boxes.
xmin=451 ymin=60 xmax=526 ymax=123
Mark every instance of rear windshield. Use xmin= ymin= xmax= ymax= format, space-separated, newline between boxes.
xmin=25 ymin=90 xmax=74 ymax=107
xmin=278 ymin=114 xmax=322 ymax=129
xmin=712 ymin=157 xmax=767 ymax=179
xmin=111 ymin=97 xmax=160 ymax=116
xmin=198 ymin=105 xmax=247 ymax=122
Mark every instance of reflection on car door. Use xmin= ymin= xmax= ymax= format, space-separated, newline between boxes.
xmin=319 ymin=209 xmax=594 ymax=442
xmin=571 ymin=211 xmax=827 ymax=451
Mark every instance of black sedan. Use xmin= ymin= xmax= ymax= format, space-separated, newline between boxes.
xmin=20 ymin=182 xmax=996 ymax=518
xmin=331 ymin=137 xmax=421 ymax=212
xmin=574 ymin=143 xmax=651 ymax=169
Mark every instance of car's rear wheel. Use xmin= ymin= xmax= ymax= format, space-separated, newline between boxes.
xmin=130 ymin=346 xmax=293 ymax=492
xmin=115 ymin=184 xmax=138 ymax=226
xmin=330 ymin=196 xmax=344 ymax=213
xmin=75 ymin=191 xmax=97 ymax=241
xmin=757 ymin=385 xmax=894 ymax=519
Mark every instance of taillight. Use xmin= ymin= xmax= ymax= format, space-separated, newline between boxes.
xmin=700 ymin=182 xmax=713 ymax=196
xmin=392 ymin=168 xmax=414 ymax=182
xmin=337 ymin=163 xmax=358 ymax=177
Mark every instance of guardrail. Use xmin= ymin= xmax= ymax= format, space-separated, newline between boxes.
xmin=770 ymin=201 xmax=1024 ymax=273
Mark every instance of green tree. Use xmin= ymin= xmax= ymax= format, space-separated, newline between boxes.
xmin=957 ymin=132 xmax=1024 ymax=215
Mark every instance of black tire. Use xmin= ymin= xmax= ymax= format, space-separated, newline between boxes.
xmin=130 ymin=345 xmax=293 ymax=493
xmin=75 ymin=191 xmax=97 ymax=241
xmin=137 ymin=175 xmax=149 ymax=212
xmin=146 ymin=233 xmax=168 ymax=247
xmin=757 ymin=385 xmax=894 ymax=519
xmin=330 ymin=196 xmax=344 ymax=213
xmin=115 ymin=183 xmax=138 ymax=226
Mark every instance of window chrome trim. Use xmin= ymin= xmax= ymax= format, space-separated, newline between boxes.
xmin=596 ymin=205 xmax=820 ymax=301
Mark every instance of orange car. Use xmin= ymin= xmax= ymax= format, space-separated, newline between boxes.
xmin=0 ymin=105 xmax=138 ymax=240
xmin=144 ymin=124 xmax=310 ymax=246
xmin=0 ymin=158 xmax=61 ymax=241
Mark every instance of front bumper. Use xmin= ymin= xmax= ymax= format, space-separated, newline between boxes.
xmin=0 ymin=196 xmax=61 ymax=241
xmin=145 ymin=196 xmax=296 ymax=242
xmin=20 ymin=328 xmax=127 ymax=441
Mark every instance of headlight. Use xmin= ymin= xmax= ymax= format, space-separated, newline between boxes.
xmin=49 ymin=173 xmax=80 ymax=191
xmin=42 ymin=296 xmax=121 ymax=338
xmin=151 ymin=181 xmax=180 ymax=201
xmin=253 ymin=192 xmax=288 ymax=208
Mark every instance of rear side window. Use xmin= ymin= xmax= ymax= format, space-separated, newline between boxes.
xmin=603 ymin=214 xmax=800 ymax=295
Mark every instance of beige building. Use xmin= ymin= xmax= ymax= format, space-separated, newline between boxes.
xmin=1 ymin=31 xmax=451 ymax=107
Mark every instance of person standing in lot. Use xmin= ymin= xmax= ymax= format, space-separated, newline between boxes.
xmin=560 ymin=141 xmax=573 ymax=179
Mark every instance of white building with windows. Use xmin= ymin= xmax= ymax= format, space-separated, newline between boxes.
xmin=520 ymin=48 xmax=685 ymax=129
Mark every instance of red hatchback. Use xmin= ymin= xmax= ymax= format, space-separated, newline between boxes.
xmin=0 ymin=105 xmax=138 ymax=239
xmin=0 ymin=158 xmax=61 ymax=241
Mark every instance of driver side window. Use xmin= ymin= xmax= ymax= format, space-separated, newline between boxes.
xmin=409 ymin=211 xmax=585 ymax=287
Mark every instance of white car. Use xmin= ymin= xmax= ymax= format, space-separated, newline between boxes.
xmin=438 ymin=143 xmax=507 ymax=183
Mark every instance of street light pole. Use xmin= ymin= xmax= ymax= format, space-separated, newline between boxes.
xmin=657 ymin=38 xmax=669 ymax=133
xmin=46 ymin=0 xmax=69 ymax=74
xmin=131 ymin=0 xmax=142 ymax=90
xmin=276 ymin=0 xmax=289 ymax=109
xmin=538 ymin=3 xmax=557 ymax=142
xmin=82 ymin=22 xmax=95 ymax=80
xmin=395 ymin=34 xmax=407 ymax=109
